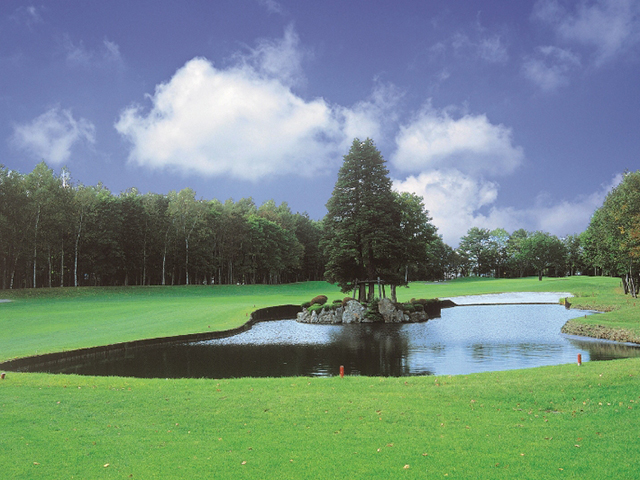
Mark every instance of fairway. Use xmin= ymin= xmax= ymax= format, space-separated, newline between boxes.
xmin=1 ymin=277 xmax=640 ymax=479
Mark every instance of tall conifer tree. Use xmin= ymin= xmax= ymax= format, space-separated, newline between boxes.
xmin=322 ymin=138 xmax=402 ymax=300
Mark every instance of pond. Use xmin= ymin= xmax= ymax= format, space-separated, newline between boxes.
xmin=17 ymin=304 xmax=640 ymax=378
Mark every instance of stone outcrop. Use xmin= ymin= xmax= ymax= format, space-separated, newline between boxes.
xmin=297 ymin=299 xmax=430 ymax=325
xmin=377 ymin=298 xmax=408 ymax=323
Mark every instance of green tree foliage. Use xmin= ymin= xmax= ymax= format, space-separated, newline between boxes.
xmin=322 ymin=138 xmax=403 ymax=299
xmin=520 ymin=231 xmax=566 ymax=281
xmin=0 ymin=163 xmax=317 ymax=289
xmin=582 ymin=171 xmax=640 ymax=295
xmin=394 ymin=191 xmax=440 ymax=283
xmin=458 ymin=227 xmax=493 ymax=276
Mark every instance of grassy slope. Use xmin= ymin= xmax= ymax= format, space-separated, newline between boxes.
xmin=2 ymin=276 xmax=640 ymax=479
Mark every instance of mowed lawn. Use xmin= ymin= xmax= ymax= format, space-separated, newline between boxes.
xmin=1 ymin=276 xmax=640 ymax=479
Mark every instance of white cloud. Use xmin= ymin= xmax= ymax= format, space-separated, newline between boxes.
xmin=430 ymin=30 xmax=509 ymax=64
xmin=340 ymin=80 xmax=404 ymax=148
xmin=115 ymin=57 xmax=345 ymax=181
xmin=394 ymin=170 xmax=621 ymax=246
xmin=534 ymin=0 xmax=640 ymax=65
xmin=392 ymin=105 xmax=524 ymax=176
xmin=11 ymin=5 xmax=44 ymax=27
xmin=10 ymin=107 xmax=96 ymax=164
xmin=63 ymin=35 xmax=123 ymax=68
xmin=257 ymin=0 xmax=286 ymax=15
xmin=394 ymin=170 xmax=501 ymax=245
xmin=478 ymin=35 xmax=510 ymax=63
xmin=523 ymin=45 xmax=581 ymax=91
xmin=239 ymin=24 xmax=305 ymax=87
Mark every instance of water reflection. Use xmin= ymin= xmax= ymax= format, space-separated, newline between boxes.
xmin=14 ymin=305 xmax=640 ymax=378
xmin=566 ymin=337 xmax=640 ymax=361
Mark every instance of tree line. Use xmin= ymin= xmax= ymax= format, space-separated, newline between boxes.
xmin=452 ymin=171 xmax=640 ymax=287
xmin=2 ymin=151 xmax=638 ymax=292
xmin=0 ymin=162 xmax=324 ymax=289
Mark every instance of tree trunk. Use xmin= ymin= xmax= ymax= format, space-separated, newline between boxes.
xmin=32 ymin=205 xmax=40 ymax=288
xmin=358 ymin=282 xmax=366 ymax=303
xmin=47 ymin=245 xmax=52 ymax=288
xmin=60 ymin=238 xmax=64 ymax=287
xmin=185 ymin=237 xmax=189 ymax=285
xmin=390 ymin=284 xmax=397 ymax=303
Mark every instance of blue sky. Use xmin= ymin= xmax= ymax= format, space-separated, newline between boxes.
xmin=2 ymin=1 xmax=639 ymax=245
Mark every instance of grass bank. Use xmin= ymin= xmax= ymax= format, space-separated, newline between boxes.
xmin=2 ymin=276 xmax=640 ymax=478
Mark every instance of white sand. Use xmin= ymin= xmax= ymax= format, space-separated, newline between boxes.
xmin=444 ymin=292 xmax=573 ymax=305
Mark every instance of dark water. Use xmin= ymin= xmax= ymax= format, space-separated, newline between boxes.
xmin=21 ymin=304 xmax=640 ymax=378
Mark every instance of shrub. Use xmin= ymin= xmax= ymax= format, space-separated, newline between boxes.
xmin=308 ymin=304 xmax=326 ymax=314
xmin=402 ymin=303 xmax=415 ymax=313
xmin=310 ymin=295 xmax=328 ymax=306
xmin=342 ymin=297 xmax=353 ymax=306
xmin=413 ymin=303 xmax=424 ymax=312
xmin=364 ymin=308 xmax=383 ymax=322
xmin=301 ymin=302 xmax=311 ymax=309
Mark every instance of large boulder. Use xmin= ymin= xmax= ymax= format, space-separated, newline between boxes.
xmin=342 ymin=300 xmax=366 ymax=323
xmin=377 ymin=298 xmax=408 ymax=323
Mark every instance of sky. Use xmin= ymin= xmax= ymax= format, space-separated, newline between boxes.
xmin=2 ymin=0 xmax=639 ymax=246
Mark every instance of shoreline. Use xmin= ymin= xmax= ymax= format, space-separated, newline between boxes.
xmin=443 ymin=291 xmax=573 ymax=305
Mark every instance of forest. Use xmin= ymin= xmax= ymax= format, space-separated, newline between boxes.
xmin=1 ymin=156 xmax=639 ymax=291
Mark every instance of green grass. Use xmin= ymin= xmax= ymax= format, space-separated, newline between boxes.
xmin=0 ymin=282 xmax=344 ymax=362
xmin=2 ymin=360 xmax=639 ymax=479
xmin=2 ymin=276 xmax=640 ymax=479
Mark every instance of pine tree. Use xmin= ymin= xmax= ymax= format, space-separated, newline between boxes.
xmin=322 ymin=138 xmax=402 ymax=300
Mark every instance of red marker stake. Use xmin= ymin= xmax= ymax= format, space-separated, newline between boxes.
xmin=577 ymin=354 xmax=582 ymax=366
xmin=340 ymin=365 xmax=344 ymax=378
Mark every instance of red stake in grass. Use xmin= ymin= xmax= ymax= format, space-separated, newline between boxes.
xmin=577 ymin=354 xmax=582 ymax=366
xmin=340 ymin=365 xmax=344 ymax=378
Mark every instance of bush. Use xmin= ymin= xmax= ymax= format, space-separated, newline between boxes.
xmin=364 ymin=308 xmax=383 ymax=322
xmin=308 ymin=304 xmax=326 ymax=314
xmin=310 ymin=295 xmax=328 ymax=306
xmin=301 ymin=302 xmax=311 ymax=309
xmin=402 ymin=303 xmax=415 ymax=313
xmin=342 ymin=297 xmax=353 ymax=306
xmin=413 ymin=303 xmax=424 ymax=312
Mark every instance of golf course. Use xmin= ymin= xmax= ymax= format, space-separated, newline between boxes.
xmin=1 ymin=276 xmax=639 ymax=479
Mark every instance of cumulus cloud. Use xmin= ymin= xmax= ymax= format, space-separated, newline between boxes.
xmin=115 ymin=57 xmax=345 ymax=180
xmin=11 ymin=107 xmax=96 ymax=164
xmin=239 ymin=24 xmax=305 ymax=87
xmin=115 ymin=27 xmax=399 ymax=181
xmin=392 ymin=105 xmax=524 ymax=176
xmin=533 ymin=0 xmax=640 ymax=65
xmin=394 ymin=170 xmax=501 ymax=245
xmin=394 ymin=170 xmax=621 ymax=246
xmin=340 ymin=80 xmax=404 ymax=148
xmin=523 ymin=45 xmax=581 ymax=91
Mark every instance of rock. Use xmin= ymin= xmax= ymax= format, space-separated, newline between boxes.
xmin=342 ymin=300 xmax=366 ymax=323
xmin=377 ymin=298 xmax=405 ymax=323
